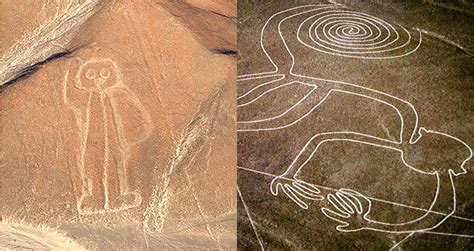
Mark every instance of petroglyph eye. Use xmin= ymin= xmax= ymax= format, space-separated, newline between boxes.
xmin=85 ymin=69 xmax=96 ymax=80
xmin=100 ymin=68 xmax=111 ymax=79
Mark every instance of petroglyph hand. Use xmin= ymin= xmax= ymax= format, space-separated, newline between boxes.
xmin=321 ymin=188 xmax=372 ymax=232
xmin=270 ymin=176 xmax=323 ymax=209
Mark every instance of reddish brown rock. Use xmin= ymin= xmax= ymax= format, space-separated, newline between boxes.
xmin=1 ymin=0 xmax=236 ymax=249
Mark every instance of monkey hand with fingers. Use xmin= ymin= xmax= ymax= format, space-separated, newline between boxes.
xmin=270 ymin=176 xmax=324 ymax=209
xmin=321 ymin=188 xmax=373 ymax=232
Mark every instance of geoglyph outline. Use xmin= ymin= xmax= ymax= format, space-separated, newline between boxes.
xmin=237 ymin=3 xmax=473 ymax=250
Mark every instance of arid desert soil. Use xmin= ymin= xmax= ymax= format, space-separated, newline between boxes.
xmin=1 ymin=0 xmax=237 ymax=249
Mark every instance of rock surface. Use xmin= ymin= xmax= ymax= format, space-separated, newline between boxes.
xmin=1 ymin=0 xmax=236 ymax=249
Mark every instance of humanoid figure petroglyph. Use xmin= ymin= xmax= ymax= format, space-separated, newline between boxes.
xmin=64 ymin=57 xmax=151 ymax=214
xmin=237 ymin=4 xmax=473 ymax=246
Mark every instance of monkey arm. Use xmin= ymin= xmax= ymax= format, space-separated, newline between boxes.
xmin=294 ymin=77 xmax=421 ymax=144
xmin=330 ymin=83 xmax=420 ymax=144
xmin=281 ymin=131 xmax=399 ymax=178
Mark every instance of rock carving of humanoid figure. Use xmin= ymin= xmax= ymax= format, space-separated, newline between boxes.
xmin=64 ymin=57 xmax=151 ymax=214
xmin=237 ymin=4 xmax=473 ymax=243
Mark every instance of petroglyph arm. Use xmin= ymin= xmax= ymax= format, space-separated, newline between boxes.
xmin=63 ymin=58 xmax=89 ymax=127
xmin=108 ymin=87 xmax=152 ymax=148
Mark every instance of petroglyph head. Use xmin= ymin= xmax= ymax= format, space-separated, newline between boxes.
xmin=77 ymin=58 xmax=119 ymax=91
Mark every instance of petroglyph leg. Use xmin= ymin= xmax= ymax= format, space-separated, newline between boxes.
xmin=78 ymin=93 xmax=106 ymax=213
xmin=104 ymin=95 xmax=141 ymax=210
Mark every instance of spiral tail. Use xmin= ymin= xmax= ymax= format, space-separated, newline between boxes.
xmin=295 ymin=6 xmax=422 ymax=59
